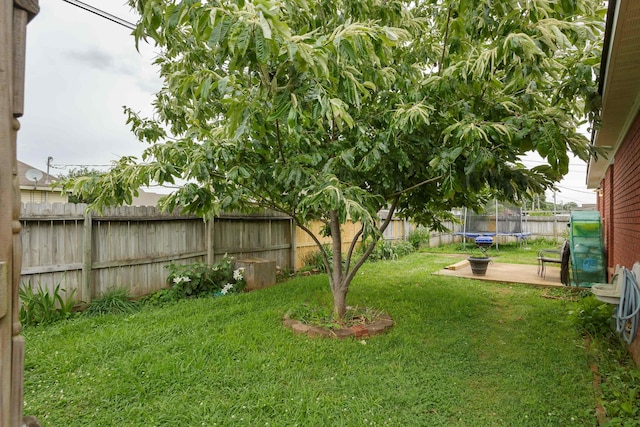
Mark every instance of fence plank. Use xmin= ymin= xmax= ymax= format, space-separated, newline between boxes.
xmin=81 ymin=210 xmax=92 ymax=303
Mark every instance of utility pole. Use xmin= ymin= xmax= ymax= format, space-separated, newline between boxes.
xmin=1 ymin=1 xmax=40 ymax=426
xmin=45 ymin=156 xmax=52 ymax=183
xmin=45 ymin=156 xmax=52 ymax=202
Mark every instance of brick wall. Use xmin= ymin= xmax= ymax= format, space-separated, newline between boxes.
xmin=599 ymin=111 xmax=640 ymax=365
xmin=609 ymin=113 xmax=640 ymax=269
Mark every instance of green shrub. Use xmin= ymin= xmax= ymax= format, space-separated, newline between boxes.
xmin=141 ymin=288 xmax=179 ymax=307
xmin=19 ymin=282 xmax=77 ymax=326
xmin=571 ymin=294 xmax=616 ymax=338
xmin=84 ymin=288 xmax=138 ymax=317
xmin=367 ymin=239 xmax=415 ymax=262
xmin=407 ymin=226 xmax=430 ymax=249
xmin=165 ymin=255 xmax=247 ymax=299
xmin=301 ymin=244 xmax=332 ymax=272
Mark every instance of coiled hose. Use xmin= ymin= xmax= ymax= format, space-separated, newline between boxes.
xmin=616 ymin=268 xmax=640 ymax=345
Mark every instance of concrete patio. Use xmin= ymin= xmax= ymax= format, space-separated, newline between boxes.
xmin=434 ymin=259 xmax=566 ymax=288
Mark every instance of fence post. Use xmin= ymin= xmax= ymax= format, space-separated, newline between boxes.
xmin=2 ymin=2 xmax=39 ymax=426
xmin=290 ymin=218 xmax=297 ymax=272
xmin=207 ymin=218 xmax=215 ymax=264
xmin=81 ymin=210 xmax=93 ymax=304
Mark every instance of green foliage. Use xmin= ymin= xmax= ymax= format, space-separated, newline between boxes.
xmin=407 ymin=226 xmax=431 ymax=249
xmin=60 ymin=167 xmax=105 ymax=204
xmin=19 ymin=282 xmax=77 ymax=327
xmin=140 ymin=288 xmax=179 ymax=307
xmin=582 ymin=327 xmax=640 ymax=426
xmin=301 ymin=244 xmax=332 ymax=273
xmin=601 ymin=364 xmax=640 ymax=425
xmin=84 ymin=288 xmax=139 ymax=317
xmin=66 ymin=0 xmax=605 ymax=319
xmin=366 ymin=239 xmax=415 ymax=262
xmin=165 ymin=256 xmax=246 ymax=298
xmin=571 ymin=294 xmax=616 ymax=338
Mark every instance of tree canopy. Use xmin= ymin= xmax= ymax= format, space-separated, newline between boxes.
xmin=66 ymin=0 xmax=604 ymax=319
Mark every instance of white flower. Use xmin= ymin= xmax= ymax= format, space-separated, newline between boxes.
xmin=220 ymin=283 xmax=234 ymax=295
xmin=233 ymin=268 xmax=245 ymax=281
xmin=173 ymin=276 xmax=191 ymax=284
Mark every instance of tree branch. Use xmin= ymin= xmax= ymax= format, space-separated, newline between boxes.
xmin=275 ymin=119 xmax=286 ymax=164
xmin=343 ymin=195 xmax=400 ymax=286
xmin=344 ymin=226 xmax=364 ymax=274
xmin=296 ymin=221 xmax=332 ymax=279
xmin=439 ymin=5 xmax=453 ymax=76
xmin=329 ymin=210 xmax=343 ymax=290
xmin=388 ymin=175 xmax=442 ymax=198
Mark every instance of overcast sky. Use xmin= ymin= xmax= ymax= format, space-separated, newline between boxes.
xmin=17 ymin=0 xmax=596 ymax=207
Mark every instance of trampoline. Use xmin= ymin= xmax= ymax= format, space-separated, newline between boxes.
xmin=454 ymin=201 xmax=531 ymax=249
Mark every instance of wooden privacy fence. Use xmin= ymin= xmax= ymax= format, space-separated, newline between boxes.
xmin=19 ymin=203 xmax=420 ymax=302
xmin=20 ymin=203 xmax=294 ymax=303
xmin=19 ymin=203 xmax=567 ymax=303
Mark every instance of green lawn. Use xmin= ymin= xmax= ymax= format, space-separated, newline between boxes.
xmin=23 ymin=251 xmax=604 ymax=426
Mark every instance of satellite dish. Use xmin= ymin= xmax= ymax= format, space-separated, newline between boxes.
xmin=25 ymin=169 xmax=43 ymax=184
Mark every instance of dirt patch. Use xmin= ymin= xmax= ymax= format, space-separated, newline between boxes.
xmin=283 ymin=313 xmax=394 ymax=339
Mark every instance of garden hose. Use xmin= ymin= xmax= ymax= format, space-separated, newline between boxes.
xmin=616 ymin=268 xmax=640 ymax=345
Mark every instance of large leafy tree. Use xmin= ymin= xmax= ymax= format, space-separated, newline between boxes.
xmin=67 ymin=0 xmax=604 ymax=320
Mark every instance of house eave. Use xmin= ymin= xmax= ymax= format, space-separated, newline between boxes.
xmin=587 ymin=0 xmax=640 ymax=189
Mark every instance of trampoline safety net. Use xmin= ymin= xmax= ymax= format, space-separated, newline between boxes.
xmin=465 ymin=203 xmax=525 ymax=235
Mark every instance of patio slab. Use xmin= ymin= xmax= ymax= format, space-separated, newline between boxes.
xmin=434 ymin=260 xmax=565 ymax=288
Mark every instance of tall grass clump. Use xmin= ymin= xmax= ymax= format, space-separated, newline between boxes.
xmin=19 ymin=282 xmax=77 ymax=326
xmin=84 ymin=287 xmax=138 ymax=317
xmin=301 ymin=243 xmax=333 ymax=273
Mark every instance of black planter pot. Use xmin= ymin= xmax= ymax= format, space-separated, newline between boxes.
xmin=468 ymin=257 xmax=490 ymax=275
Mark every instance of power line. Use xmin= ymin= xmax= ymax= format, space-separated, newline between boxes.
xmin=520 ymin=158 xmax=588 ymax=168
xmin=555 ymin=185 xmax=597 ymax=195
xmin=51 ymin=164 xmax=112 ymax=169
xmin=61 ymin=0 xmax=137 ymax=30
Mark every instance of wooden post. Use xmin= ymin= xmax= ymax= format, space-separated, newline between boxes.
xmin=81 ymin=210 xmax=93 ymax=304
xmin=10 ymin=336 xmax=24 ymax=427
xmin=290 ymin=217 xmax=297 ymax=272
xmin=206 ymin=218 xmax=215 ymax=264
xmin=1 ymin=2 xmax=39 ymax=426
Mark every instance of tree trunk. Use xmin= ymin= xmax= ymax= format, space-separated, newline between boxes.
xmin=332 ymin=285 xmax=348 ymax=320
xmin=329 ymin=210 xmax=346 ymax=320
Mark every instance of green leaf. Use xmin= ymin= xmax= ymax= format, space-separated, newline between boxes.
xmin=258 ymin=11 xmax=272 ymax=39
xmin=254 ymin=28 xmax=269 ymax=63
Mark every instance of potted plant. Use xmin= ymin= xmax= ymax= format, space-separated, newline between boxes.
xmin=468 ymin=251 xmax=491 ymax=275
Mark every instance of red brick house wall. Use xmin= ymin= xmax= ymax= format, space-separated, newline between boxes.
xmin=599 ymin=112 xmax=640 ymax=270
xmin=599 ymin=111 xmax=640 ymax=363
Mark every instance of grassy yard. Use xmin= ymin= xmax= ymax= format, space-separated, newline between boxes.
xmin=424 ymin=238 xmax=562 ymax=265
xmin=22 ymin=251 xmax=612 ymax=426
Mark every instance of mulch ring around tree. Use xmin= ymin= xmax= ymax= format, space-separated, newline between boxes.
xmin=283 ymin=312 xmax=394 ymax=339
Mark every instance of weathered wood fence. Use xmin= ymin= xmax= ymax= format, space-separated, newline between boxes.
xmin=19 ymin=203 xmax=296 ymax=303
xmin=19 ymin=203 xmax=566 ymax=303
xmin=19 ymin=203 xmax=418 ymax=302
